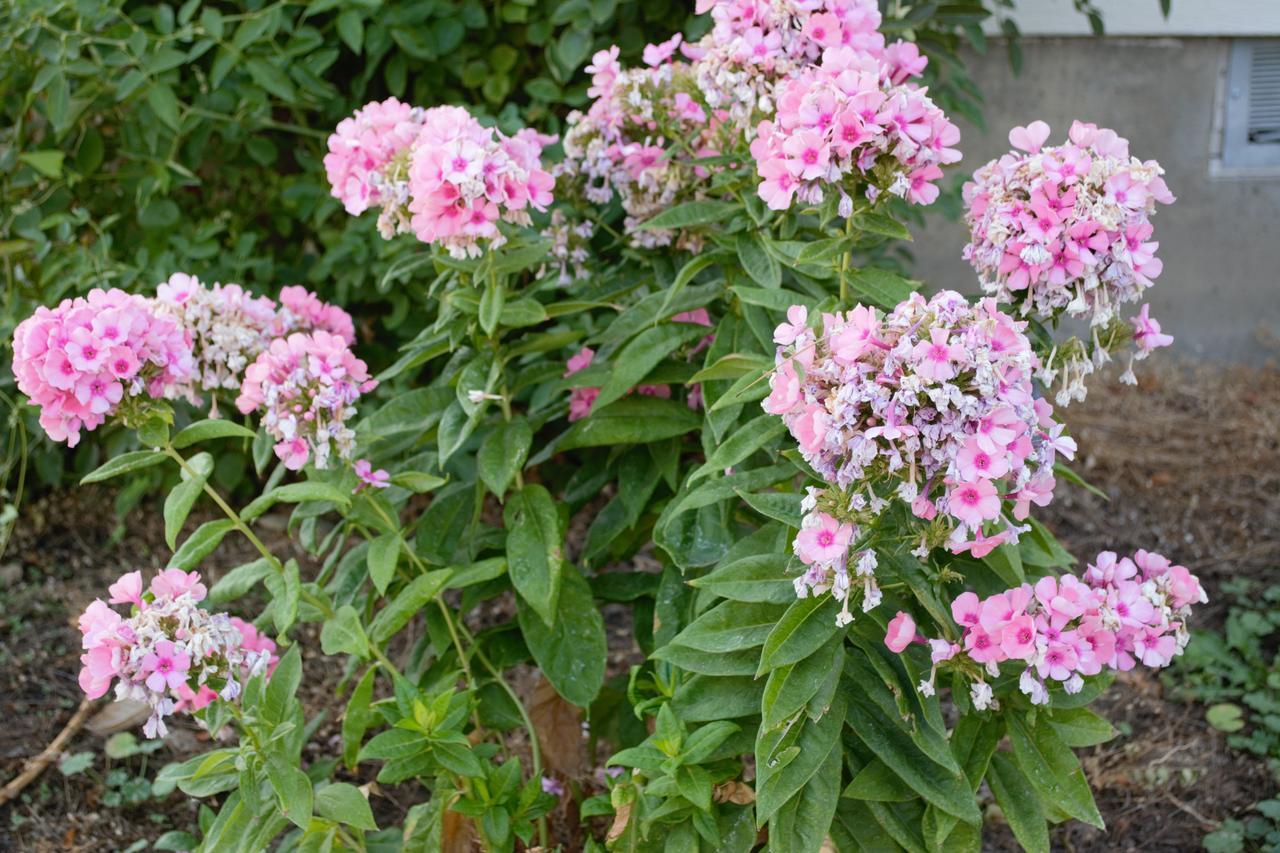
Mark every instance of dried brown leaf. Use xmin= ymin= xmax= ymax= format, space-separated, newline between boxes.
xmin=529 ymin=674 xmax=585 ymax=777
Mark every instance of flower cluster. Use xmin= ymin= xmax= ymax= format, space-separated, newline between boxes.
xmin=767 ymin=292 xmax=1074 ymax=569
xmin=154 ymin=273 xmax=279 ymax=400
xmin=691 ymin=0 xmax=900 ymax=129
xmin=540 ymin=210 xmax=596 ymax=285
xmin=11 ymin=288 xmax=193 ymax=446
xmin=326 ymin=102 xmax=556 ymax=256
xmin=324 ymin=97 xmax=426 ymax=218
xmin=236 ymin=331 xmax=377 ymax=470
xmin=751 ymin=47 xmax=960 ymax=212
xmin=272 ymin=285 xmax=357 ymax=345
xmin=885 ymin=549 xmax=1205 ymax=709
xmin=558 ymin=0 xmax=955 ymax=245
xmin=560 ymin=52 xmax=731 ymax=249
xmin=406 ymin=107 xmax=556 ymax=257
xmin=962 ymin=120 xmax=1176 ymax=401
xmin=78 ymin=569 xmax=278 ymax=738
xmin=154 ymin=275 xmax=356 ymax=409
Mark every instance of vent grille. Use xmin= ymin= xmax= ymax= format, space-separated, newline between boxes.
xmin=1248 ymin=43 xmax=1280 ymax=144
xmin=1221 ymin=39 xmax=1280 ymax=171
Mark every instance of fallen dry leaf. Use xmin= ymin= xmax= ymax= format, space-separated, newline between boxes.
xmin=713 ymin=780 xmax=756 ymax=805
xmin=529 ymin=674 xmax=585 ymax=777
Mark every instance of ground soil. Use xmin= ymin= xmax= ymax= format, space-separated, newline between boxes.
xmin=0 ymin=360 xmax=1276 ymax=851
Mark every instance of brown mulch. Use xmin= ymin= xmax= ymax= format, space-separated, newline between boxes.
xmin=0 ymin=360 xmax=1277 ymax=851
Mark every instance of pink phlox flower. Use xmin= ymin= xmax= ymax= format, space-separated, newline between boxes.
xmin=773 ymin=305 xmax=809 ymax=346
xmin=354 ymin=459 xmax=391 ymax=493
xmin=141 ymin=640 xmax=191 ymax=693
xmin=884 ymin=611 xmax=918 ymax=653
xmin=1130 ymin=304 xmax=1173 ymax=354
xmin=108 ymin=571 xmax=144 ymax=609
xmin=1008 ymin=120 xmax=1051 ymax=154
xmin=830 ymin=305 xmax=881 ymax=364
xmin=794 ymin=512 xmax=853 ymax=566
xmin=150 ymin=568 xmax=208 ymax=602
xmin=945 ymin=477 xmax=1001 ymax=527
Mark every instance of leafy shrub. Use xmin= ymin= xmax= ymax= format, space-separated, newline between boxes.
xmin=1172 ymin=579 xmax=1280 ymax=852
xmin=5 ymin=1 xmax=1195 ymax=851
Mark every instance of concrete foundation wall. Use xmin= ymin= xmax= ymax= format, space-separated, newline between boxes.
xmin=911 ymin=38 xmax=1280 ymax=363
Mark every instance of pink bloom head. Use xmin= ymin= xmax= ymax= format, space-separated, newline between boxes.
xmin=884 ymin=611 xmax=917 ymax=653
xmin=150 ymin=568 xmax=207 ymax=602
xmin=12 ymin=288 xmax=193 ymax=446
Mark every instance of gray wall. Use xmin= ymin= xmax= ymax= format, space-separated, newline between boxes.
xmin=912 ymin=38 xmax=1280 ymax=363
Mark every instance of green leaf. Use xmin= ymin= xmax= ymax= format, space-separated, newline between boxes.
xmin=593 ymin=324 xmax=708 ymax=411
xmin=731 ymin=284 xmax=817 ymax=313
xmin=479 ymin=276 xmax=505 ymax=335
xmin=671 ymin=601 xmax=783 ymax=653
xmin=736 ymin=233 xmax=782 ymax=289
xmin=853 ymin=212 xmax=912 ymax=241
xmin=690 ymin=553 xmax=794 ymax=604
xmin=690 ymin=415 xmax=786 ymax=483
xmin=1048 ymin=707 xmax=1116 ymax=747
xmin=267 ymin=757 xmax=313 ymax=829
xmin=518 ymin=568 xmax=605 ymax=707
xmin=171 ymin=519 xmax=235 ymax=570
xmin=81 ymin=450 xmax=168 ymax=484
xmin=757 ymin=595 xmax=840 ymax=675
xmin=246 ymin=58 xmax=297 ymax=102
xmin=671 ymin=675 xmax=762 ymax=722
xmin=843 ymin=758 xmax=917 ymax=802
xmin=557 ymin=397 xmax=700 ymax=450
xmin=209 ymin=558 xmax=271 ymax=604
xmin=982 ymin=542 xmax=1025 ymax=586
xmin=264 ymin=646 xmax=302 ymax=724
xmin=845 ymin=690 xmax=980 ymax=825
xmin=756 ymin=694 xmax=846 ymax=824
xmin=342 ymin=668 xmax=377 ymax=769
xmin=264 ymin=559 xmax=301 ymax=635
xmin=242 ymin=481 xmax=351 ymax=521
xmin=19 ymin=150 xmax=64 ymax=179
xmin=1007 ymin=714 xmax=1104 ymax=829
xmin=504 ymin=484 xmax=564 ymax=626
xmin=987 ymin=753 xmax=1049 ymax=853
xmin=367 ymin=533 xmax=401 ymax=596
xmin=769 ymin=743 xmax=842 ymax=853
xmin=335 ymin=9 xmax=364 ymax=53
xmin=735 ymin=489 xmax=803 ymax=528
xmin=478 ymin=418 xmax=532 ymax=498
xmin=369 ymin=570 xmax=454 ymax=643
xmin=164 ymin=452 xmax=212 ymax=549
xmin=689 ymin=352 xmax=772 ymax=383
xmin=146 ymin=83 xmax=182 ymax=131
xmin=846 ymin=267 xmax=918 ymax=309
xmin=171 ymin=419 xmax=257 ymax=449
xmin=390 ymin=471 xmax=447 ymax=493
xmin=1206 ymin=703 xmax=1245 ymax=733
xmin=637 ymin=200 xmax=737 ymax=231
xmin=762 ymin=635 xmax=843 ymax=731
xmin=315 ymin=782 xmax=377 ymax=831
xmin=320 ymin=605 xmax=369 ymax=658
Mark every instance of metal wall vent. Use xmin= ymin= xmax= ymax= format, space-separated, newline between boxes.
xmin=1222 ymin=40 xmax=1280 ymax=170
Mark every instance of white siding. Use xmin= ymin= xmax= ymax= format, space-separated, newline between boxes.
xmin=985 ymin=0 xmax=1280 ymax=37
